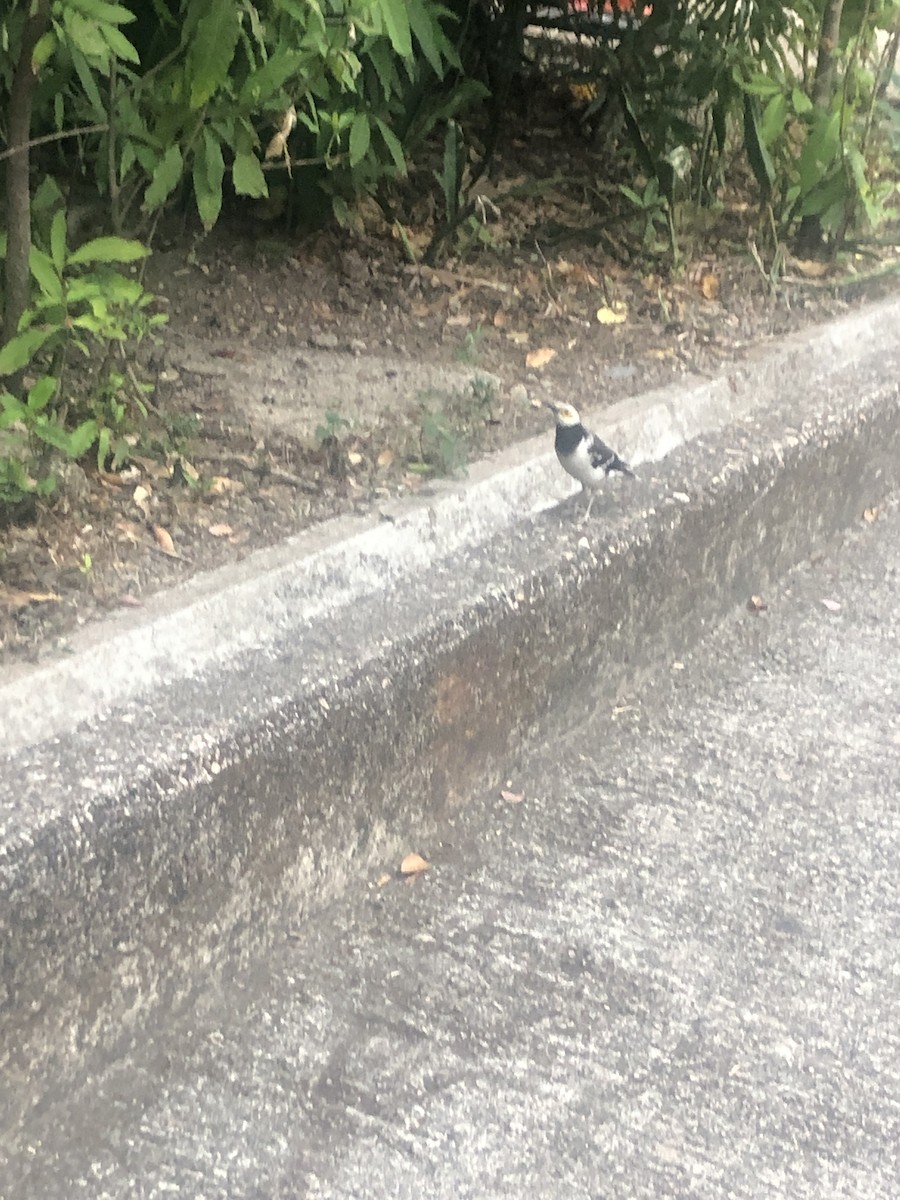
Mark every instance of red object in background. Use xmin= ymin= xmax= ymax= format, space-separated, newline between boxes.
xmin=570 ymin=0 xmax=653 ymax=17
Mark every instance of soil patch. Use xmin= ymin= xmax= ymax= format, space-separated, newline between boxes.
xmin=2 ymin=112 xmax=899 ymax=667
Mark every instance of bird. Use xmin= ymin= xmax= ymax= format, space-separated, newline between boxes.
xmin=546 ymin=401 xmax=634 ymax=521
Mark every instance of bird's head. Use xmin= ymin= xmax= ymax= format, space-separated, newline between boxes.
xmin=546 ymin=401 xmax=581 ymax=427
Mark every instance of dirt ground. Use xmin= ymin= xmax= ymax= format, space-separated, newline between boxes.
xmin=2 ymin=104 xmax=899 ymax=666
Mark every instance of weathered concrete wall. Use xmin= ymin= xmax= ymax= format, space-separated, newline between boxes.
xmin=1 ymin=306 xmax=899 ymax=1152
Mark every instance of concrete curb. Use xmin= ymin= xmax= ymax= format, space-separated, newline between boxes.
xmin=1 ymin=295 xmax=898 ymax=756
xmin=2 ymin=298 xmax=899 ymax=1150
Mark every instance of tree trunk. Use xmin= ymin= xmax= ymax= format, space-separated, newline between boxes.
xmin=795 ymin=0 xmax=846 ymax=255
xmin=2 ymin=0 xmax=52 ymax=376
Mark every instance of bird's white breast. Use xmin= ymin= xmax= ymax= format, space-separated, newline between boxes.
xmin=557 ymin=439 xmax=602 ymax=490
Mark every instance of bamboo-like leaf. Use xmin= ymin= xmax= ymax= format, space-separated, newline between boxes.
xmin=742 ymin=93 xmax=775 ymax=196
xmin=68 ymin=236 xmax=150 ymax=266
xmin=50 ymin=210 xmax=67 ymax=274
xmin=380 ymin=0 xmax=412 ymax=58
xmin=349 ymin=112 xmax=371 ymax=167
xmin=142 ymin=145 xmax=184 ymax=212
xmin=232 ymin=152 xmax=267 ymax=198
xmin=0 ymin=328 xmax=56 ymax=376
xmin=29 ymin=247 xmax=63 ymax=301
xmin=189 ymin=0 xmax=240 ymax=109
xmin=193 ymin=129 xmax=225 ymax=231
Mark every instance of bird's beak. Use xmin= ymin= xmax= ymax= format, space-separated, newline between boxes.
xmin=544 ymin=401 xmax=558 ymax=414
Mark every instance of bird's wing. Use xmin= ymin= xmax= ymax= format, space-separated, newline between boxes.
xmin=586 ymin=432 xmax=617 ymax=471
xmin=587 ymin=431 xmax=633 ymax=476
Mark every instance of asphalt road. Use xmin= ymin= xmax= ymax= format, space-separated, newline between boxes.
xmin=7 ymin=500 xmax=900 ymax=1199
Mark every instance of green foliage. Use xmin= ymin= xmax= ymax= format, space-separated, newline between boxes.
xmin=414 ymin=404 xmax=468 ymax=476
xmin=619 ymin=177 xmax=675 ymax=260
xmin=568 ymin=0 xmax=899 ymax=256
xmin=0 ymin=208 xmax=163 ymax=505
xmin=314 ymin=408 xmax=352 ymax=475
xmin=0 ymin=0 xmax=471 ymax=237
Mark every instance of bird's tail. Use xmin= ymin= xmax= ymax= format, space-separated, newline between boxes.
xmin=609 ymin=454 xmax=635 ymax=478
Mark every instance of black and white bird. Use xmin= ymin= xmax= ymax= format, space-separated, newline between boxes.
xmin=546 ymin=401 xmax=634 ymax=521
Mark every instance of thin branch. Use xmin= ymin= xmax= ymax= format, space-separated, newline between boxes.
xmin=0 ymin=123 xmax=109 ymax=161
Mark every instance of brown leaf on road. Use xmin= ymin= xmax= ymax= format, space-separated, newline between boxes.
xmin=863 ymin=507 xmax=879 ymax=523
xmin=377 ymin=448 xmax=395 ymax=469
xmin=820 ymin=598 xmax=842 ymax=613
xmin=525 ymin=346 xmax=557 ymax=369
xmin=152 ymin=524 xmax=179 ymax=557
xmin=118 ymin=593 xmax=143 ymax=608
xmin=375 ymin=872 xmax=392 ymax=887
xmin=747 ymin=595 xmax=768 ymax=613
xmin=400 ymin=852 xmax=429 ymax=876
xmin=207 ymin=523 xmax=233 ymax=538
xmin=500 ymin=789 xmax=525 ymax=804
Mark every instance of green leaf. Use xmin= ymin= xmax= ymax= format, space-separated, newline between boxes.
xmin=791 ymin=87 xmax=813 ymax=115
xmin=760 ymin=93 xmax=788 ymax=147
xmin=193 ymin=128 xmax=225 ymax=231
xmin=68 ymin=236 xmax=149 ymax=266
xmin=232 ymin=152 xmax=267 ymax=198
xmin=380 ymin=0 xmax=412 ymax=58
xmin=0 ymin=393 xmax=29 ymax=427
xmin=407 ymin=0 xmax=443 ymax=76
xmin=0 ymin=327 xmax=56 ymax=376
xmin=349 ymin=112 xmax=371 ymax=167
xmin=189 ymin=0 xmax=240 ymax=108
xmin=70 ymin=45 xmax=107 ymax=121
xmin=68 ymin=0 xmax=136 ymax=24
xmin=743 ymin=93 xmax=775 ymax=196
xmin=32 ymin=29 xmax=58 ymax=70
xmin=332 ymin=196 xmax=353 ymax=227
xmin=142 ymin=145 xmax=184 ymax=212
xmin=374 ymin=117 xmax=406 ymax=175
xmin=27 ymin=376 xmax=58 ymax=413
xmin=29 ymin=247 xmax=63 ymax=301
xmin=100 ymin=22 xmax=140 ymax=64
xmin=366 ymin=40 xmax=399 ymax=98
xmin=63 ymin=8 xmax=109 ymax=61
xmin=238 ymin=47 xmax=302 ymax=108
xmin=50 ymin=210 xmax=67 ymax=273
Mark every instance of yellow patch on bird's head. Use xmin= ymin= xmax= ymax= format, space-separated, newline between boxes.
xmin=547 ymin=402 xmax=581 ymax=427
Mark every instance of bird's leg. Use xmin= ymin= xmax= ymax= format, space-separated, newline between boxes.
xmin=580 ymin=490 xmax=596 ymax=523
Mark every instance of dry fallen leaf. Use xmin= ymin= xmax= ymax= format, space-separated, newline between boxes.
xmin=820 ymin=598 xmax=842 ymax=613
xmin=114 ymin=518 xmax=142 ymax=544
xmin=375 ymin=872 xmax=392 ymax=887
xmin=0 ymin=587 xmax=61 ymax=610
xmin=506 ymin=330 xmax=529 ymax=345
xmin=699 ymin=272 xmax=720 ymax=300
xmin=863 ymin=507 xmax=879 ymax=523
xmin=596 ymin=303 xmax=628 ymax=325
xmin=377 ymin=448 xmax=395 ymax=469
xmin=445 ymin=312 xmax=470 ymax=327
xmin=500 ymin=789 xmax=525 ymax=804
xmin=133 ymin=484 xmax=152 ymax=519
xmin=208 ymin=475 xmax=244 ymax=496
xmin=400 ymin=852 xmax=429 ymax=876
xmin=208 ymin=523 xmax=233 ymax=538
xmin=526 ymin=346 xmax=557 ymax=369
xmin=747 ymin=595 xmax=768 ymax=613
xmin=118 ymin=593 xmax=143 ymax=608
xmin=493 ymin=308 xmax=508 ymax=328
xmin=794 ymin=258 xmax=829 ymax=278
xmin=152 ymin=524 xmax=178 ymax=557
xmin=347 ymin=450 xmax=363 ymax=467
